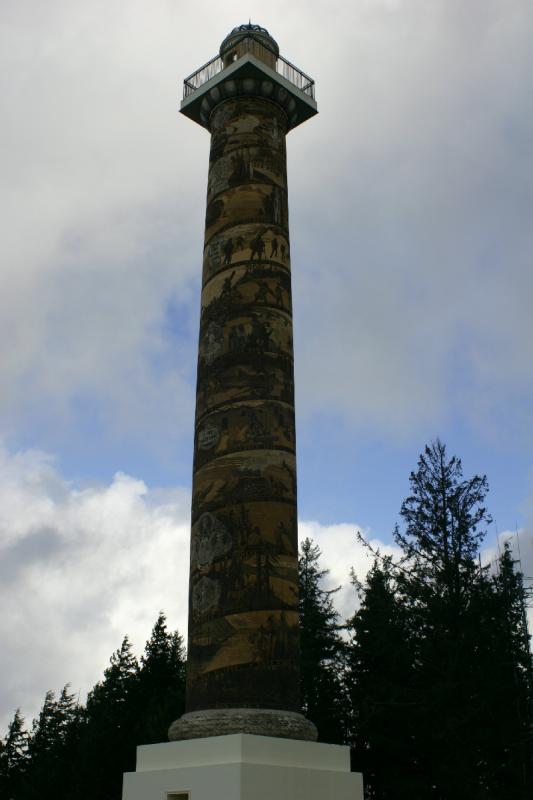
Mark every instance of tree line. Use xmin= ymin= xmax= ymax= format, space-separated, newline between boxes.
xmin=0 ymin=615 xmax=186 ymax=800
xmin=1 ymin=441 xmax=532 ymax=799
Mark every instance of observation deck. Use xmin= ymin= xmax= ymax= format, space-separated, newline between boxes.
xmin=180 ymin=28 xmax=317 ymax=132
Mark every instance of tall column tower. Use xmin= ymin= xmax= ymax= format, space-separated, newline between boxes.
xmin=169 ymin=24 xmax=318 ymax=743
xmin=123 ymin=24 xmax=364 ymax=800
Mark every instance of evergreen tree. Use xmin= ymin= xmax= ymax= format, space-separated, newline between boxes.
xmin=476 ymin=542 xmax=533 ymax=797
xmin=21 ymin=685 xmax=81 ymax=799
xmin=134 ymin=612 xmax=186 ymax=744
xmin=396 ymin=439 xmax=490 ymax=600
xmin=0 ymin=708 xmax=29 ymax=798
xmin=394 ymin=441 xmax=495 ymax=798
xmin=347 ymin=559 xmax=419 ymax=798
xmin=28 ymin=690 xmax=58 ymax=761
xmin=0 ymin=616 xmax=187 ymax=800
xmin=298 ymin=537 xmax=349 ymax=743
xmin=348 ymin=441 xmax=533 ymax=800
xmin=72 ymin=636 xmax=139 ymax=800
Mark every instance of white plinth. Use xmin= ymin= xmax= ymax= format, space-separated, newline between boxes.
xmin=122 ymin=733 xmax=364 ymax=800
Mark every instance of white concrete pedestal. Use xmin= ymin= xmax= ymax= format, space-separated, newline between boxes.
xmin=122 ymin=733 xmax=364 ymax=800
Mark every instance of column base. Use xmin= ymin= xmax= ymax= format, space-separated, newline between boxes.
xmin=168 ymin=708 xmax=317 ymax=742
xmin=122 ymin=733 xmax=364 ymax=800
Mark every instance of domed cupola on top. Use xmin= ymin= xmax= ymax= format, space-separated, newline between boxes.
xmin=220 ymin=23 xmax=279 ymax=69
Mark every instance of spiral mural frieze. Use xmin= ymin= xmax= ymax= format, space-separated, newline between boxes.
xmin=187 ymin=96 xmax=300 ymax=714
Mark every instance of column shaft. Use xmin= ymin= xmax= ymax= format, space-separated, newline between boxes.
xmin=187 ymin=96 xmax=299 ymax=714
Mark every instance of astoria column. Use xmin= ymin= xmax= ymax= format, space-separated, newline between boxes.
xmin=169 ymin=24 xmax=318 ymax=742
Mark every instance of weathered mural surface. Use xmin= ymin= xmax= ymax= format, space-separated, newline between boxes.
xmin=186 ymin=97 xmax=300 ymax=713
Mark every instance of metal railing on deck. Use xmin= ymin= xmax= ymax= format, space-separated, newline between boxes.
xmin=183 ymin=35 xmax=315 ymax=101
xmin=184 ymin=54 xmax=224 ymax=97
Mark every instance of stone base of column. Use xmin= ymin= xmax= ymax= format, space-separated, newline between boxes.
xmin=122 ymin=734 xmax=364 ymax=800
xmin=168 ymin=708 xmax=317 ymax=742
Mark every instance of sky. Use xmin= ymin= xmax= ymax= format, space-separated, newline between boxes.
xmin=1 ymin=0 xmax=533 ymax=732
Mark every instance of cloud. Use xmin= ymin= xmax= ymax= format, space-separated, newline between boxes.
xmin=2 ymin=0 xmax=533 ymax=734
xmin=479 ymin=476 xmax=533 ymax=633
xmin=0 ymin=443 xmax=390 ymax=733
xmin=282 ymin=2 xmax=533 ymax=436
xmin=298 ymin=520 xmax=402 ymax=622
xmin=1 ymin=1 xmax=533 ymax=461
xmin=291 ymin=0 xmax=533 ymax=440
xmin=0 ymin=0 xmax=204 ymax=454
xmin=481 ymin=526 xmax=533 ymax=636
xmin=0 ymin=444 xmax=191 ymax=732
xmin=3 ymin=441 xmax=529 ymax=735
